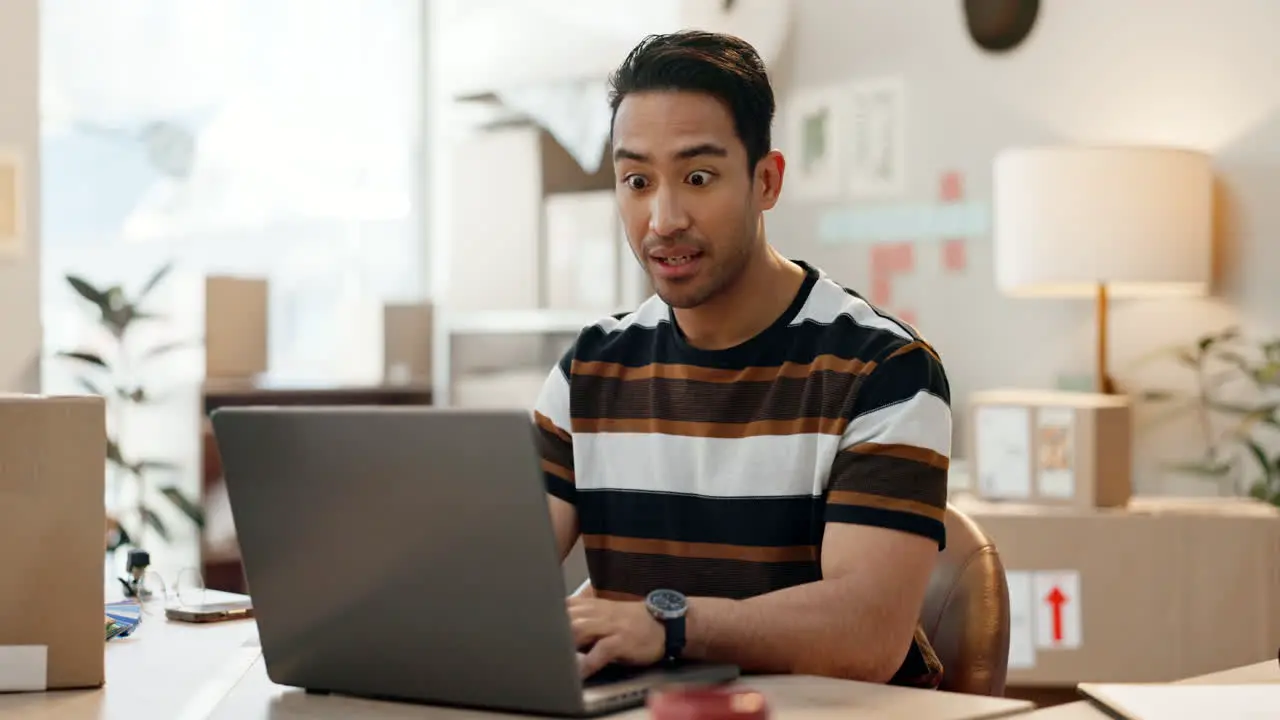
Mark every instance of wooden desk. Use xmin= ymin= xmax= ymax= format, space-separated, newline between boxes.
xmin=1019 ymin=659 xmax=1280 ymax=718
xmin=209 ymin=659 xmax=1034 ymax=720
xmin=0 ymin=592 xmax=260 ymax=719
xmin=0 ymin=595 xmax=1036 ymax=720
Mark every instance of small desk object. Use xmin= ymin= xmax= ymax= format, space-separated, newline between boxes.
xmin=1023 ymin=659 xmax=1280 ymax=718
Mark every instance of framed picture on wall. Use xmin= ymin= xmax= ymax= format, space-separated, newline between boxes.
xmin=783 ymin=86 xmax=844 ymax=202
xmin=0 ymin=146 xmax=23 ymax=259
xmin=844 ymin=76 xmax=906 ymax=199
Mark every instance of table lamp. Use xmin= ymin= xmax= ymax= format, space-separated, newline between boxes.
xmin=992 ymin=146 xmax=1214 ymax=393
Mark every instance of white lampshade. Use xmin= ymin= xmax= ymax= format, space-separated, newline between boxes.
xmin=993 ymin=146 xmax=1213 ymax=298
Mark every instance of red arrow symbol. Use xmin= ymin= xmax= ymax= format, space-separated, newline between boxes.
xmin=1045 ymin=586 xmax=1066 ymax=642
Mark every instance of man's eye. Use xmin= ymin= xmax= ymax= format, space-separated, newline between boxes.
xmin=625 ymin=175 xmax=649 ymax=191
xmin=687 ymin=171 xmax=713 ymax=187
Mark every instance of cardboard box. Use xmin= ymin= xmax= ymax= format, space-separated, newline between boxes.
xmin=544 ymin=191 xmax=622 ymax=311
xmin=954 ymin=496 xmax=1280 ymax=686
xmin=0 ymin=395 xmax=106 ymax=690
xmin=382 ymin=302 xmax=433 ymax=385
xmin=970 ymin=389 xmax=1132 ymax=508
xmin=204 ymin=275 xmax=268 ymax=380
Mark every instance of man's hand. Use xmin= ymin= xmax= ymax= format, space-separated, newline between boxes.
xmin=567 ymin=596 xmax=664 ymax=677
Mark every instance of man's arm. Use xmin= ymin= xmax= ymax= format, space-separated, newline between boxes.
xmin=681 ymin=340 xmax=951 ymax=682
xmin=533 ymin=348 xmax=581 ymax=563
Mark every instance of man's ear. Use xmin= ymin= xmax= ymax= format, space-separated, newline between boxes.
xmin=756 ymin=150 xmax=786 ymax=211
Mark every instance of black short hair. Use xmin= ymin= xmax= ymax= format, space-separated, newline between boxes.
xmin=608 ymin=30 xmax=775 ymax=171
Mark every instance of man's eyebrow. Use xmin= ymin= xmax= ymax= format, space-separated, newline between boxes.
xmin=674 ymin=143 xmax=728 ymax=160
xmin=613 ymin=147 xmax=648 ymax=163
xmin=612 ymin=143 xmax=729 ymax=163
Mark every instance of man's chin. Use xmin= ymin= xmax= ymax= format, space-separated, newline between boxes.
xmin=655 ymin=283 xmax=714 ymax=310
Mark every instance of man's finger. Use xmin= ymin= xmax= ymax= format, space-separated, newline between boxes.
xmin=579 ymin=636 xmax=621 ymax=678
xmin=570 ymin=615 xmax=609 ymax=648
xmin=566 ymin=600 xmax=598 ymax=619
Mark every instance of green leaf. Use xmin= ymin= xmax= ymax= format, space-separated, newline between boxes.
xmin=1249 ymin=480 xmax=1270 ymax=501
xmin=57 ymin=350 xmax=110 ymax=370
xmin=1242 ymin=439 xmax=1274 ymax=481
xmin=106 ymin=438 xmax=127 ymax=469
xmin=1162 ymin=458 xmax=1235 ymax=477
xmin=65 ymin=275 xmax=109 ymax=310
xmin=76 ymin=376 xmax=106 ymax=396
xmin=137 ymin=262 xmax=174 ymax=301
xmin=1138 ymin=389 xmax=1185 ymax=402
xmin=135 ymin=459 xmax=182 ymax=473
xmin=159 ymin=486 xmax=205 ymax=528
xmin=139 ymin=506 xmax=170 ymax=542
xmin=1256 ymin=361 xmax=1280 ymax=387
xmin=141 ymin=339 xmax=197 ymax=361
xmin=1207 ymin=400 xmax=1280 ymax=417
xmin=102 ymin=303 xmax=137 ymax=339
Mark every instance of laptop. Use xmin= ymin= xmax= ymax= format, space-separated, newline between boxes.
xmin=210 ymin=406 xmax=739 ymax=716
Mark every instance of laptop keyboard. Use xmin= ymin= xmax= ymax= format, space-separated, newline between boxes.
xmin=582 ymin=663 xmax=660 ymax=688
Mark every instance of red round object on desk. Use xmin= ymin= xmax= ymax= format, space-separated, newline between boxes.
xmin=647 ymin=686 xmax=770 ymax=720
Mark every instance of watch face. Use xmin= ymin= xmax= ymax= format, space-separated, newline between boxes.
xmin=647 ymin=589 xmax=687 ymax=617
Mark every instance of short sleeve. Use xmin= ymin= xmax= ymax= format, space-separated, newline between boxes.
xmin=532 ymin=345 xmax=577 ymax=505
xmin=824 ymin=341 xmax=951 ymax=549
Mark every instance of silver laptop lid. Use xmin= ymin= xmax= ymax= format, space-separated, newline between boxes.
xmin=211 ymin=406 xmax=587 ymax=715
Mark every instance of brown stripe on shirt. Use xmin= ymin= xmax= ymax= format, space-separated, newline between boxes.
xmin=826 ymin=490 xmax=947 ymax=523
xmin=583 ymin=534 xmax=819 ymax=563
xmin=533 ymin=411 xmax=571 ymax=442
xmin=541 ymin=458 xmax=573 ymax=482
xmin=830 ymin=451 xmax=949 ymax=510
xmin=847 ymin=442 xmax=949 ymax=470
xmin=533 ymin=421 xmax=574 ymax=477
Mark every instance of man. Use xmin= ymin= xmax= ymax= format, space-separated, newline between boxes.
xmin=532 ymin=30 xmax=951 ymax=688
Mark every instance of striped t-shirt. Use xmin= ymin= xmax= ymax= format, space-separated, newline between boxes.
xmin=532 ymin=261 xmax=951 ymax=688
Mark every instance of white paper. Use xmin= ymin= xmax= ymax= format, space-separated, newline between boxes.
xmin=784 ymin=85 xmax=845 ymax=202
xmin=974 ymin=405 xmax=1032 ymax=499
xmin=0 ymin=645 xmax=47 ymax=692
xmin=845 ymin=77 xmax=906 ymax=199
xmin=1004 ymin=571 xmax=1036 ymax=669
xmin=1033 ymin=570 xmax=1082 ymax=650
xmin=1079 ymin=683 xmax=1280 ymax=720
xmin=1036 ymin=407 xmax=1076 ymax=498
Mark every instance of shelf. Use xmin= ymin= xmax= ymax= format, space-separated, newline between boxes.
xmin=446 ymin=308 xmax=623 ymax=335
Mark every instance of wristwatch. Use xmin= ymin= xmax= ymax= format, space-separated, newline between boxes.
xmin=645 ymin=589 xmax=688 ymax=663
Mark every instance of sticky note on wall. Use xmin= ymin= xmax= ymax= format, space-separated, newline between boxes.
xmin=0 ymin=147 xmax=23 ymax=258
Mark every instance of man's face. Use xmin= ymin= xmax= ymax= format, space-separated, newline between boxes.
xmin=611 ymin=91 xmax=778 ymax=309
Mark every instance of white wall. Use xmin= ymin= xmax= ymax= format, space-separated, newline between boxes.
xmin=0 ymin=0 xmax=40 ymax=392
xmin=768 ymin=0 xmax=1280 ymax=494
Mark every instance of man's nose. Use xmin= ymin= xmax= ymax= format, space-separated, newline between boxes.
xmin=649 ymin=186 xmax=691 ymax=237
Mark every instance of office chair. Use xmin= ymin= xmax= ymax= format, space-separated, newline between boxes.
xmin=919 ymin=503 xmax=1012 ymax=696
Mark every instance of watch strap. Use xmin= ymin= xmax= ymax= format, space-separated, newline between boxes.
xmin=663 ymin=614 xmax=686 ymax=662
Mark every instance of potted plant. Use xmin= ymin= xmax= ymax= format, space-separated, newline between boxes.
xmin=56 ymin=261 xmax=205 ymax=552
xmin=1137 ymin=327 xmax=1280 ymax=505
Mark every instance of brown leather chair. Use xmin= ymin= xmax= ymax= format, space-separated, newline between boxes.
xmin=919 ymin=503 xmax=1011 ymax=696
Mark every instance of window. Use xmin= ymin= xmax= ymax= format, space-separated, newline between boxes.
xmin=40 ymin=0 xmax=424 ymax=387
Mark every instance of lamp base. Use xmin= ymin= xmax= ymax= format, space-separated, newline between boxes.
xmin=1095 ymin=283 xmax=1119 ymax=394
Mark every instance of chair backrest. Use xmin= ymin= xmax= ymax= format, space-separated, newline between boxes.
xmin=919 ymin=503 xmax=1011 ymax=696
